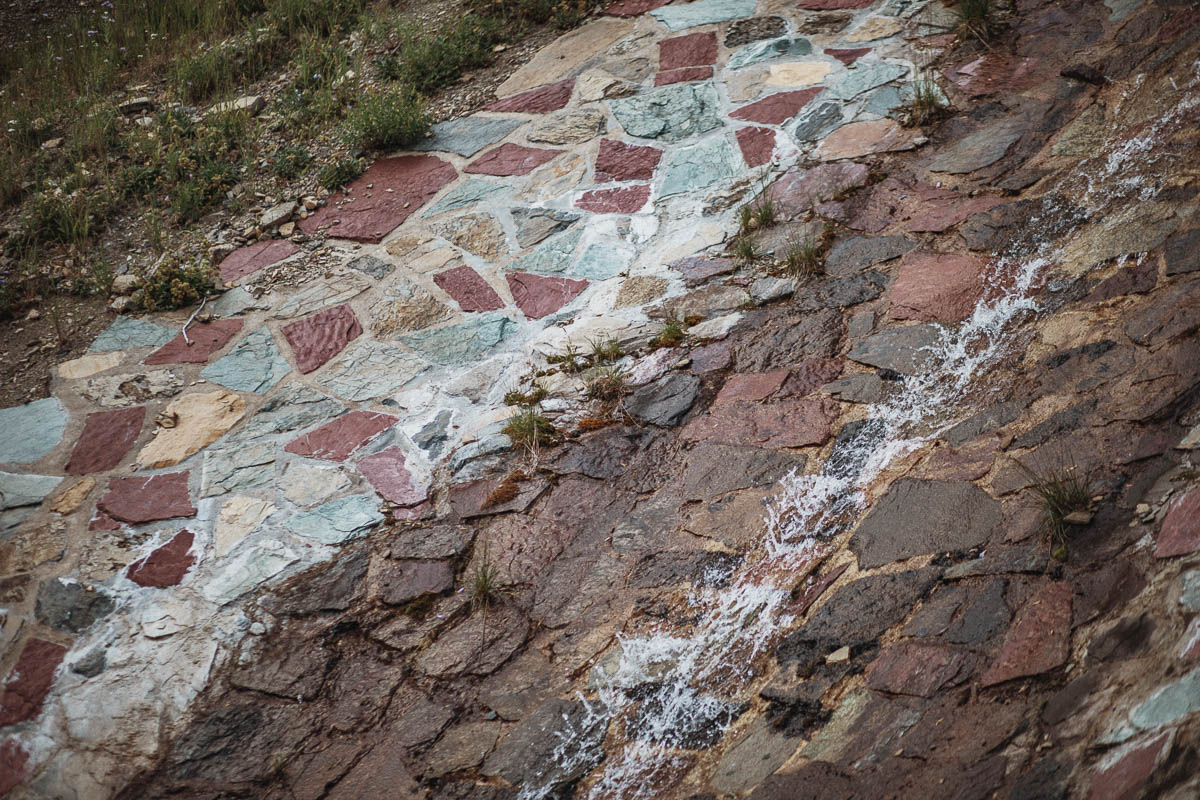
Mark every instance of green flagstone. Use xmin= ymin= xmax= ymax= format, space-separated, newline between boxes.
xmin=400 ymin=313 xmax=516 ymax=366
xmin=284 ymin=493 xmax=385 ymax=544
xmin=659 ymin=135 xmax=739 ymax=197
xmin=650 ymin=0 xmax=757 ymax=31
xmin=423 ymin=179 xmax=509 ymax=218
xmin=201 ymin=328 xmax=291 ymax=394
xmin=89 ymin=316 xmax=176 ymax=352
xmin=505 ymin=229 xmax=583 ymax=275
xmin=0 ymin=397 xmax=68 ymax=464
xmin=609 ymin=83 xmax=722 ymax=143
xmin=727 ymin=37 xmax=813 ymax=70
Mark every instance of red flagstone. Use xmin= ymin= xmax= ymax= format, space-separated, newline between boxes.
xmin=433 ymin=266 xmax=505 ymax=312
xmin=943 ymin=54 xmax=1044 ymax=98
xmin=576 ymin=185 xmax=652 ymax=214
xmin=357 ymin=446 xmax=428 ymax=506
xmin=659 ymin=31 xmax=717 ymax=69
xmin=281 ymin=304 xmax=362 ymax=374
xmin=654 ymin=66 xmax=715 ymax=86
xmin=299 ymin=155 xmax=457 ymax=243
xmin=731 ymin=88 xmax=822 ymax=125
xmin=595 ymin=139 xmax=663 ymax=182
xmin=65 ymin=406 xmax=145 ymax=475
xmin=506 ymin=272 xmax=589 ymax=320
xmin=466 ymin=143 xmax=564 ymax=177
xmin=981 ymin=581 xmax=1072 ymax=686
xmin=0 ymin=638 xmax=66 ymax=727
xmin=218 ymin=239 xmax=301 ymax=283
xmin=1087 ymin=732 xmax=1172 ymax=800
xmin=905 ymin=194 xmax=1004 ymax=233
xmin=715 ymin=369 xmax=790 ymax=404
xmin=1155 ymin=488 xmax=1200 ymax=558
xmin=89 ymin=509 xmax=123 ymax=531
xmin=826 ymin=47 xmax=871 ymax=66
xmin=603 ymin=0 xmax=669 ymax=16
xmin=284 ymin=411 xmax=398 ymax=462
xmin=97 ymin=471 xmax=197 ymax=525
xmin=691 ymin=340 xmax=733 ymax=373
xmin=889 ymin=251 xmax=986 ymax=323
xmin=127 ymin=529 xmax=196 ymax=588
xmin=797 ymin=0 xmax=873 ymax=7
xmin=865 ymin=642 xmax=969 ymax=697
xmin=483 ymin=79 xmax=575 ymax=114
xmin=145 ymin=319 xmax=243 ymax=365
xmin=736 ymin=126 xmax=777 ymax=167
xmin=0 ymin=739 xmax=29 ymax=795
xmin=681 ymin=396 xmax=838 ymax=448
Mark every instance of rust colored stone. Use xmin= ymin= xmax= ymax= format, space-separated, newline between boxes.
xmin=127 ymin=530 xmax=196 ymax=588
xmin=284 ymin=411 xmax=397 ymax=462
xmin=1087 ymin=732 xmax=1172 ymax=800
xmin=865 ymin=642 xmax=969 ymax=697
xmin=506 ymin=272 xmax=589 ymax=320
xmin=97 ymin=471 xmax=197 ymax=524
xmin=575 ymin=185 xmax=652 ymax=214
xmin=654 ymin=66 xmax=715 ymax=86
xmin=0 ymin=739 xmax=29 ymax=794
xmin=65 ymin=406 xmax=145 ymax=475
xmin=466 ymin=143 xmax=565 ymax=177
xmin=218 ymin=239 xmax=301 ymax=283
xmin=981 ymin=581 xmax=1072 ymax=686
xmin=826 ymin=47 xmax=871 ymax=66
xmin=281 ymin=304 xmax=363 ymax=374
xmin=731 ymin=88 xmax=822 ymax=125
xmin=483 ymin=79 xmax=575 ymax=113
xmin=0 ymin=638 xmax=67 ymax=727
xmin=659 ymin=32 xmax=718 ymax=69
xmin=681 ymin=396 xmax=839 ymax=449
xmin=145 ymin=319 xmax=243 ymax=365
xmin=715 ymin=369 xmax=790 ymax=404
xmin=602 ymin=0 xmax=669 ymax=16
xmin=595 ymin=138 xmax=663 ymax=182
xmin=1156 ymin=488 xmax=1200 ymax=558
xmin=433 ymin=266 xmax=505 ymax=312
xmin=889 ymin=251 xmax=986 ymax=323
xmin=736 ymin=126 xmax=777 ymax=167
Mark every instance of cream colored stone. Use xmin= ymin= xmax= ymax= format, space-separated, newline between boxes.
xmin=575 ymin=68 xmax=634 ymax=102
xmin=726 ymin=68 xmax=768 ymax=102
xmin=767 ymin=61 xmax=834 ymax=87
xmin=816 ymin=119 xmax=919 ymax=161
xmin=515 ymin=154 xmax=588 ymax=204
xmin=406 ymin=246 xmax=461 ymax=275
xmin=384 ymin=233 xmax=436 ymax=260
xmin=49 ymin=477 xmax=97 ymax=515
xmin=215 ymin=496 xmax=276 ymax=557
xmin=497 ymin=18 xmax=633 ymax=97
xmin=56 ymin=351 xmax=124 ymax=380
xmin=136 ymin=390 xmax=246 ymax=469
xmin=281 ymin=462 xmax=350 ymax=508
xmin=845 ymin=17 xmax=904 ymax=42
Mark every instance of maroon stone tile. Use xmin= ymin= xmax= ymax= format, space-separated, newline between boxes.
xmin=906 ymin=194 xmax=1004 ymax=233
xmin=0 ymin=739 xmax=29 ymax=795
xmin=1155 ymin=488 xmax=1200 ymax=558
xmin=433 ymin=266 xmax=505 ymax=312
xmin=127 ymin=529 xmax=196 ymax=588
xmin=654 ymin=66 xmax=715 ymax=86
xmin=448 ymin=477 xmax=548 ymax=519
xmin=506 ymin=272 xmax=589 ymax=320
xmin=372 ymin=558 xmax=455 ymax=604
xmin=943 ymin=54 xmax=1044 ymax=98
xmin=595 ymin=138 xmax=663 ymax=182
xmin=670 ymin=255 xmax=736 ymax=287
xmin=783 ymin=357 xmax=844 ymax=397
xmin=889 ymin=251 xmax=986 ymax=323
xmin=731 ymin=88 xmax=822 ymax=126
xmin=0 ymin=638 xmax=66 ymax=727
xmin=299 ymin=156 xmax=458 ymax=243
xmin=1086 ymin=261 xmax=1158 ymax=303
xmin=145 ymin=319 xmax=244 ymax=365
xmin=681 ymin=396 xmax=839 ymax=448
xmin=97 ymin=471 xmax=196 ymax=525
xmin=1087 ymin=731 xmax=1172 ymax=800
xmin=981 ymin=581 xmax=1072 ymax=686
xmin=65 ymin=406 xmax=145 ymax=475
xmin=769 ymin=162 xmax=869 ymax=220
xmin=659 ymin=31 xmax=718 ymax=69
xmin=602 ymin=0 xmax=669 ymax=15
xmin=715 ymin=369 xmax=790 ymax=405
xmin=736 ymin=126 xmax=776 ymax=168
xmin=357 ymin=446 xmax=428 ymax=507
xmin=281 ymin=304 xmax=363 ymax=374
xmin=691 ymin=340 xmax=733 ymax=373
xmin=483 ymin=79 xmax=575 ymax=114
xmin=218 ymin=239 xmax=301 ymax=283
xmin=576 ymin=185 xmax=651 ymax=214
xmin=797 ymin=0 xmax=872 ymax=7
xmin=285 ymin=411 xmax=398 ymax=462
xmin=826 ymin=47 xmax=871 ymax=66
xmin=89 ymin=509 xmax=122 ymax=531
xmin=865 ymin=642 xmax=969 ymax=697
xmin=466 ymin=143 xmax=564 ymax=177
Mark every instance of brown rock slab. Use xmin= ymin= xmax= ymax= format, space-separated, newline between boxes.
xmin=371 ymin=557 xmax=455 ymax=604
xmin=944 ymin=54 xmax=1044 ymax=98
xmin=135 ymin=390 xmax=246 ymax=469
xmin=0 ymin=740 xmax=29 ymax=795
xmin=470 ymin=514 xmax=572 ymax=584
xmin=670 ymin=255 xmax=736 ymax=286
xmin=865 ymin=642 xmax=969 ymax=697
xmin=415 ymin=605 xmax=530 ymax=677
xmin=595 ymin=138 xmax=663 ymax=182
xmin=356 ymin=446 xmax=427 ymax=506
xmin=798 ymin=0 xmax=872 ymax=7
xmin=1087 ymin=731 xmax=1172 ymax=800
xmin=1155 ymin=488 xmax=1200 ymax=558
xmin=49 ymin=477 xmax=96 ymax=515
xmin=576 ymin=184 xmax=651 ymax=213
xmin=682 ymin=396 xmax=838 ymax=449
xmin=603 ymin=0 xmax=668 ymax=15
xmin=97 ymin=471 xmax=196 ymax=524
xmin=981 ymin=581 xmax=1072 ymax=686
xmin=448 ymin=478 xmax=547 ymax=519
xmin=715 ymin=369 xmax=790 ymax=404
xmin=423 ymin=721 xmax=502 ymax=778
xmin=507 ymin=272 xmax=589 ymax=319
xmin=889 ymin=251 xmax=986 ymax=323
xmin=731 ymin=88 xmax=822 ymax=125
xmin=736 ymin=126 xmax=776 ymax=167
xmin=484 ymin=79 xmax=575 ymax=113
xmin=660 ymin=31 xmax=718 ymax=69
xmin=467 ymin=143 xmax=564 ymax=176
xmin=299 ymin=155 xmax=457 ymax=242
xmin=65 ymin=407 xmax=145 ymax=475
xmin=127 ymin=529 xmax=196 ymax=588
xmin=816 ymin=119 xmax=921 ymax=160
xmin=431 ymin=212 xmax=509 ymax=262
xmin=433 ymin=265 xmax=505 ymax=312
xmin=281 ymin=303 xmax=362 ymax=374
xmin=284 ymin=411 xmax=397 ymax=462
xmin=692 ymin=340 xmax=733 ymax=372
xmin=218 ymin=239 xmax=301 ymax=283
xmin=768 ymin=162 xmax=868 ymax=219
xmin=826 ymin=47 xmax=871 ymax=66
xmin=0 ymin=638 xmax=66 ymax=726
xmin=906 ymin=194 xmax=1004 ymax=233
xmin=145 ymin=319 xmax=243 ymax=365
xmin=655 ymin=66 xmax=715 ymax=86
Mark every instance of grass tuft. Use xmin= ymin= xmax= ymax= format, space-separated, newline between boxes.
xmin=953 ymin=0 xmax=993 ymax=42
xmin=906 ymin=76 xmax=946 ymax=127
xmin=344 ymin=89 xmax=429 ymax=151
xmin=733 ymin=234 xmax=760 ymax=264
xmin=584 ymin=364 xmax=629 ymax=402
xmin=782 ymin=231 xmax=826 ymax=277
xmin=502 ymin=405 xmax=556 ymax=450
xmin=651 ymin=315 xmax=686 ymax=349
xmin=1017 ymin=458 xmax=1094 ymax=561
xmin=318 ymin=157 xmax=365 ymax=189
xmin=136 ymin=259 xmax=216 ymax=311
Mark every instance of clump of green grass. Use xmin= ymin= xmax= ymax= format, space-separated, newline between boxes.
xmin=344 ymin=89 xmax=429 ymax=151
xmin=651 ymin=315 xmax=686 ymax=349
xmin=271 ymin=145 xmax=312 ymax=180
xmin=953 ymin=0 xmax=993 ymax=42
xmin=504 ymin=383 xmax=549 ymax=406
xmin=906 ymin=76 xmax=946 ymax=127
xmin=589 ymin=336 xmax=623 ymax=365
xmin=470 ymin=0 xmax=596 ymax=29
xmin=380 ymin=18 xmax=501 ymax=95
xmin=268 ymin=0 xmax=366 ymax=38
xmin=502 ymin=405 xmax=556 ymax=450
xmin=782 ymin=231 xmax=825 ymax=277
xmin=547 ymin=342 xmax=587 ymax=373
xmin=732 ymin=234 xmax=760 ymax=264
xmin=136 ymin=259 xmax=216 ymax=311
xmin=584 ymin=365 xmax=629 ymax=402
xmin=1018 ymin=458 xmax=1094 ymax=561
xmin=470 ymin=556 xmax=502 ymax=610
xmin=318 ymin=157 xmax=365 ymax=189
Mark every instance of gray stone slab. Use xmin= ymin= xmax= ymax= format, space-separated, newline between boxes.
xmin=827 ymin=62 xmax=908 ymax=101
xmin=650 ymin=0 xmax=758 ymax=31
xmin=412 ymin=117 xmax=524 ymax=157
xmin=318 ymin=339 xmax=429 ymax=401
xmin=506 ymin=229 xmax=582 ymax=275
xmin=609 ymin=82 xmax=723 ymax=143
xmin=847 ymin=323 xmax=946 ymax=375
xmin=789 ymin=101 xmax=844 ymax=143
xmin=400 ymin=313 xmax=515 ymax=366
xmin=230 ymin=385 xmax=344 ymax=442
xmin=346 ymin=254 xmax=395 ymax=280
xmin=659 ymin=135 xmax=739 ymax=196
xmin=626 ymin=373 xmax=700 ymax=427
xmin=0 ymin=398 xmax=68 ymax=464
xmin=423 ymin=179 xmax=509 ymax=218
xmin=284 ymin=494 xmax=385 ymax=545
xmin=89 ymin=316 xmax=176 ymax=352
xmin=0 ymin=470 xmax=63 ymax=511
xmin=925 ymin=116 xmax=1025 ymax=174
xmin=727 ymin=36 xmax=813 ymax=70
xmin=511 ymin=208 xmax=580 ymax=249
xmin=201 ymin=440 xmax=276 ymax=497
xmin=210 ymin=287 xmax=267 ymax=317
xmin=201 ymin=540 xmax=298 ymax=605
xmin=574 ymin=241 xmax=635 ymax=280
xmin=201 ymin=327 xmax=291 ymax=394
xmin=825 ymin=236 xmax=918 ymax=276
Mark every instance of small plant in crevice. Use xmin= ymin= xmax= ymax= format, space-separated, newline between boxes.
xmin=502 ymin=405 xmax=556 ymax=452
xmin=548 ymin=341 xmax=587 ymax=373
xmin=953 ymin=0 xmax=994 ymax=43
xmin=905 ymin=75 xmax=947 ymax=127
xmin=318 ymin=156 xmax=365 ymax=189
xmin=344 ymin=88 xmax=429 ymax=151
xmin=483 ymin=471 xmax=526 ymax=509
xmin=135 ymin=258 xmax=216 ymax=312
xmin=504 ymin=381 xmax=548 ymax=406
xmin=732 ymin=234 xmax=761 ymax=265
xmin=782 ymin=226 xmax=833 ymax=277
xmin=589 ymin=336 xmax=623 ymax=365
xmin=1016 ymin=457 xmax=1095 ymax=562
xmin=651 ymin=315 xmax=686 ymax=349
xmin=584 ymin=364 xmax=629 ymax=403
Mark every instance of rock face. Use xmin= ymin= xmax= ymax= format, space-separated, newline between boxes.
xmin=595 ymin=138 xmax=663 ymax=181
xmin=889 ymin=252 xmax=986 ymax=322
xmin=626 ymin=373 xmax=700 ymax=426
xmin=127 ymin=530 xmax=197 ymax=588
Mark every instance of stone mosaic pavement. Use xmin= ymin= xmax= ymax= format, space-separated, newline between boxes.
xmin=4 ymin=0 xmax=1200 ymax=796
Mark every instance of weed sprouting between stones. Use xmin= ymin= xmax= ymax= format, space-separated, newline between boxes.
xmin=344 ymin=89 xmax=430 ymax=151
xmin=954 ymin=0 xmax=994 ymax=43
xmin=1016 ymin=457 xmax=1095 ymax=561
xmin=502 ymin=405 xmax=556 ymax=452
xmin=584 ymin=364 xmax=630 ymax=403
xmin=906 ymin=75 xmax=947 ymax=127
xmin=651 ymin=316 xmax=686 ymax=349
xmin=732 ymin=234 xmax=761 ymax=264
xmin=782 ymin=231 xmax=825 ymax=277
xmin=318 ymin=157 xmax=366 ymax=190
xmin=589 ymin=336 xmax=624 ymax=365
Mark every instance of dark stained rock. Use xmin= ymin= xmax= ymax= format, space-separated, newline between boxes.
xmin=924 ymin=115 xmax=1026 ymax=174
xmin=144 ymin=319 xmax=244 ymax=365
xmin=1157 ymin=487 xmax=1200 ymax=558
xmin=944 ymin=401 xmax=1023 ymax=446
xmin=415 ymin=605 xmax=529 ymax=677
xmin=1086 ymin=261 xmax=1158 ymax=302
xmin=889 ymin=251 xmax=985 ymax=322
xmin=482 ymin=699 xmax=606 ymax=791
xmin=725 ymin=16 xmax=787 ymax=47
xmin=846 ymin=323 xmax=945 ymax=375
xmin=943 ymin=545 xmax=1047 ymax=579
xmin=299 ymin=155 xmax=457 ymax=242
xmin=423 ymin=721 xmax=502 ymax=778
xmin=371 ymin=557 xmax=455 ymax=604
xmin=280 ymin=303 xmax=363 ymax=374
xmin=945 ymin=578 xmax=1011 ymax=646
xmin=511 ymin=208 xmax=579 ymax=248
xmin=356 ymin=446 xmax=427 ymax=506
xmin=1060 ymin=63 xmax=1106 ymax=84
xmin=261 ymin=549 xmax=369 ymax=616
xmin=594 ymin=138 xmax=663 ymax=182
xmin=1123 ymin=275 xmax=1200 ymax=347
xmin=506 ymin=272 xmax=589 ymax=319
xmin=1088 ymin=613 xmax=1156 ymax=664
xmin=127 ymin=530 xmax=196 ymax=588
xmin=782 ymin=357 xmax=844 ymax=397
xmin=70 ymin=648 xmax=107 ymax=678
xmin=733 ymin=307 xmax=841 ymax=372
xmin=959 ymin=197 xmax=1069 ymax=252
xmin=219 ymin=239 xmax=301 ymax=283
xmin=0 ymin=638 xmax=67 ymax=726
xmin=1164 ymin=228 xmax=1200 ymax=275
xmin=670 ymin=255 xmax=736 ymax=287
xmin=659 ymin=31 xmax=717 ymax=68
xmin=1073 ymin=561 xmax=1147 ymax=627
xmin=434 ymin=265 xmax=505 ymax=312
xmin=576 ymin=184 xmax=651 ymax=213
xmin=388 ymin=524 xmax=473 ymax=560
xmin=65 ymin=406 xmax=145 ymax=475
xmin=483 ymin=79 xmax=574 ymax=113
xmin=731 ymin=88 xmax=822 ymax=125
xmin=691 ymin=339 xmax=733 ymax=372
xmin=851 ymin=479 xmax=1004 ymax=568
xmin=284 ymin=410 xmax=397 ymax=462
xmin=825 ymin=47 xmax=870 ymax=66
xmin=824 ymin=235 xmax=917 ymax=276
xmin=629 ymin=550 xmax=742 ymax=589
xmin=98 ymin=471 xmax=196 ymax=524
xmin=981 ymin=581 xmax=1072 ymax=686
xmin=35 ymin=578 xmax=114 ymax=633
xmin=795 ymin=270 xmax=888 ymax=311
xmin=632 ymin=691 xmax=746 ymax=749
xmin=626 ymin=373 xmax=700 ymax=427
xmin=448 ymin=477 xmax=547 ymax=519
xmin=736 ymin=126 xmax=776 ymax=167
xmin=865 ymin=642 xmax=969 ymax=697
xmin=942 ymin=53 xmax=1046 ymax=98
xmin=231 ymin=633 xmax=332 ymax=701
xmin=466 ymin=143 xmax=563 ymax=176
xmin=679 ymin=444 xmax=805 ymax=499
xmin=168 ymin=703 xmax=316 ymax=783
